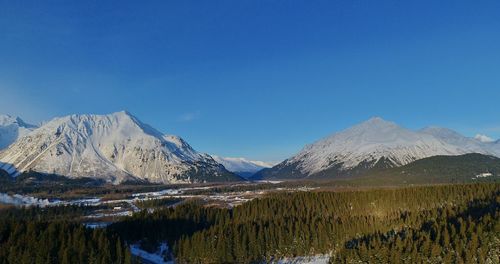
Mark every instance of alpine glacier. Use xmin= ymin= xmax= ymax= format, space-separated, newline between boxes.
xmin=0 ymin=114 xmax=37 ymax=150
xmin=0 ymin=111 xmax=239 ymax=184
xmin=256 ymin=117 xmax=500 ymax=179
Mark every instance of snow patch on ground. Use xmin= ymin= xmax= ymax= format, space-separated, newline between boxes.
xmin=476 ymin=172 xmax=493 ymax=178
xmin=273 ymin=255 xmax=330 ymax=264
xmin=132 ymin=186 xmax=213 ymax=198
xmin=84 ymin=222 xmax=111 ymax=229
xmin=472 ymin=172 xmax=495 ymax=179
xmin=256 ymin=180 xmax=283 ymax=184
xmin=130 ymin=242 xmax=173 ymax=264
xmin=0 ymin=193 xmax=58 ymax=207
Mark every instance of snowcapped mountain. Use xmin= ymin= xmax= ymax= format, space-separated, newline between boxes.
xmin=255 ymin=117 xmax=499 ymax=180
xmin=0 ymin=114 xmax=37 ymax=150
xmin=419 ymin=127 xmax=491 ymax=154
xmin=211 ymin=155 xmax=273 ymax=178
xmin=474 ymin=134 xmax=495 ymax=143
xmin=421 ymin=127 xmax=500 ymax=156
xmin=0 ymin=111 xmax=239 ymax=184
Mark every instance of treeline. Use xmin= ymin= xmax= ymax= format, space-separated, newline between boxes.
xmin=135 ymin=197 xmax=182 ymax=209
xmin=0 ymin=206 xmax=132 ymax=264
xmin=0 ymin=205 xmax=104 ymax=222
xmin=332 ymin=193 xmax=500 ymax=263
xmin=1 ymin=183 xmax=498 ymax=263
xmin=0 ymin=220 xmax=131 ymax=264
xmin=110 ymin=202 xmax=225 ymax=251
xmin=111 ymin=183 xmax=499 ymax=263
xmin=0 ymin=169 xmax=166 ymax=198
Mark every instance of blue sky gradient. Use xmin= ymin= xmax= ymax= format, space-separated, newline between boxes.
xmin=1 ymin=1 xmax=499 ymax=162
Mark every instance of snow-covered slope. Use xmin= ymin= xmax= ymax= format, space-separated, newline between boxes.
xmin=212 ymin=155 xmax=273 ymax=178
xmin=494 ymin=140 xmax=500 ymax=153
xmin=419 ymin=127 xmax=491 ymax=154
xmin=474 ymin=134 xmax=495 ymax=143
xmin=256 ymin=117 xmax=499 ymax=179
xmin=421 ymin=127 xmax=500 ymax=156
xmin=0 ymin=114 xmax=37 ymax=150
xmin=0 ymin=111 xmax=239 ymax=184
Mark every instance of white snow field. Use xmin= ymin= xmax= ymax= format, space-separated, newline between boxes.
xmin=212 ymin=155 xmax=273 ymax=177
xmin=0 ymin=111 xmax=231 ymax=184
xmin=277 ymin=117 xmax=500 ymax=176
xmin=0 ymin=114 xmax=37 ymax=150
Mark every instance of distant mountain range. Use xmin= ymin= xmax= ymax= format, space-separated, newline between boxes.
xmin=211 ymin=156 xmax=273 ymax=178
xmin=0 ymin=115 xmax=37 ymax=150
xmin=254 ymin=117 xmax=500 ymax=180
xmin=0 ymin=111 xmax=240 ymax=184
xmin=1 ymin=114 xmax=499 ymax=185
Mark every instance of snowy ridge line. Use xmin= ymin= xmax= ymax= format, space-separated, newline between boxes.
xmin=266 ymin=117 xmax=500 ymax=178
xmin=0 ymin=114 xmax=37 ymax=150
xmin=0 ymin=111 xmax=234 ymax=184
xmin=212 ymin=155 xmax=273 ymax=174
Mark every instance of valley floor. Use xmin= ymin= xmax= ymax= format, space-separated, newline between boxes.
xmin=0 ymin=182 xmax=498 ymax=264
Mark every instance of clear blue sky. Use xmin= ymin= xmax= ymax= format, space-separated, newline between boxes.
xmin=1 ymin=1 xmax=499 ymax=162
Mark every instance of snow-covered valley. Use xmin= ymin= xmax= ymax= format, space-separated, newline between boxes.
xmin=0 ymin=181 xmax=312 ymax=220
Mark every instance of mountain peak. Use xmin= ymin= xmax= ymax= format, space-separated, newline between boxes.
xmin=0 ymin=114 xmax=38 ymax=150
xmin=355 ymin=117 xmax=399 ymax=129
xmin=0 ymin=112 xmax=238 ymax=183
xmin=367 ymin=116 xmax=385 ymax=122
xmin=261 ymin=117 xmax=496 ymax=179
xmin=0 ymin=114 xmax=36 ymax=129
xmin=117 ymin=110 xmax=131 ymax=114
xmin=339 ymin=117 xmax=403 ymax=140
xmin=113 ymin=110 xmax=135 ymax=119
xmin=46 ymin=111 xmax=166 ymax=140
xmin=212 ymin=155 xmax=273 ymax=178
xmin=474 ymin=134 xmax=495 ymax=143
xmin=14 ymin=117 xmax=35 ymax=128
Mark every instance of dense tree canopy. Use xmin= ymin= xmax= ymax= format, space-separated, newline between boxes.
xmin=0 ymin=220 xmax=131 ymax=264
xmin=0 ymin=183 xmax=498 ymax=263
xmin=112 ymin=183 xmax=500 ymax=263
xmin=0 ymin=206 xmax=131 ymax=264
